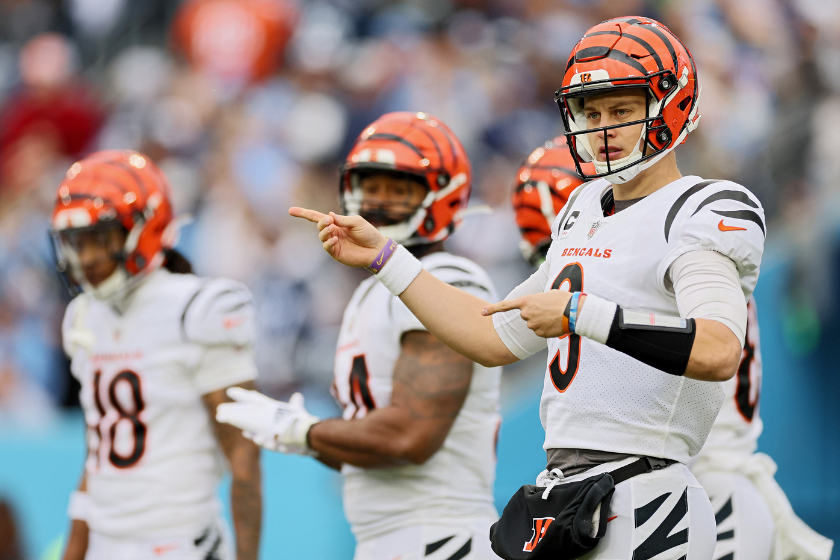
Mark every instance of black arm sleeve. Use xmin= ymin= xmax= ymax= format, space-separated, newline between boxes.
xmin=604 ymin=309 xmax=696 ymax=376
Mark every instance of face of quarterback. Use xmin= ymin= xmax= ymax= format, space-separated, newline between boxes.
xmin=581 ymin=89 xmax=647 ymax=163
xmin=62 ymin=225 xmax=127 ymax=287
xmin=358 ymin=172 xmax=428 ymax=227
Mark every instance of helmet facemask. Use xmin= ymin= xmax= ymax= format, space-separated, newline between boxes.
xmin=342 ymin=169 xmax=435 ymax=246
xmin=557 ymin=68 xmax=699 ymax=184
xmin=51 ymin=215 xmax=164 ymax=300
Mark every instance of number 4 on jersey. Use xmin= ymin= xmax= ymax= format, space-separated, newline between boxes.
xmin=549 ymin=263 xmax=583 ymax=393
xmin=349 ymin=355 xmax=377 ymax=417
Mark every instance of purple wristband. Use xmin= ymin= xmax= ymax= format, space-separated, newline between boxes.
xmin=365 ymin=238 xmax=398 ymax=274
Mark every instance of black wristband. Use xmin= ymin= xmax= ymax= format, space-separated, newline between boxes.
xmin=605 ymin=308 xmax=696 ymax=376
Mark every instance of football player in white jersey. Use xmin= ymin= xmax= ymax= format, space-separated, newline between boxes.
xmin=512 ymin=141 xmax=833 ymax=560
xmin=690 ymin=299 xmax=833 ymax=560
xmin=53 ymin=151 xmax=262 ymax=560
xmin=217 ymin=112 xmax=502 ymax=559
xmin=291 ymin=16 xmax=771 ymax=560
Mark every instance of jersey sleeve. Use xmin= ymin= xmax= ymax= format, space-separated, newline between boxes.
xmin=492 ymin=259 xmax=550 ymax=359
xmin=182 ymin=278 xmax=258 ymax=394
xmin=390 ymin=255 xmax=498 ymax=338
xmin=61 ymin=294 xmax=95 ymax=358
xmin=660 ymin=181 xmax=766 ymax=298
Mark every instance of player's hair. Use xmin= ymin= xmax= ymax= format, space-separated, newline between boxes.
xmin=163 ymin=248 xmax=193 ymax=274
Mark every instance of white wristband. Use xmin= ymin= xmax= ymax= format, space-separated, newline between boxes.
xmin=574 ymin=294 xmax=618 ymax=345
xmin=374 ymin=245 xmax=423 ymax=295
xmin=68 ymin=490 xmax=92 ymax=521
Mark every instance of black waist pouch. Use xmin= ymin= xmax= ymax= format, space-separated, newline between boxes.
xmin=489 ymin=457 xmax=667 ymax=560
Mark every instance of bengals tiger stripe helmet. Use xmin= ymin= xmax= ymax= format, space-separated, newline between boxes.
xmin=340 ymin=112 xmax=471 ymax=245
xmin=50 ymin=150 xmax=175 ymax=298
xmin=512 ymin=137 xmax=593 ymax=266
xmin=555 ymin=16 xmax=700 ymax=184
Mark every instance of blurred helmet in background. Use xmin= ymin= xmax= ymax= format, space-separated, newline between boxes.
xmin=555 ymin=16 xmax=700 ymax=184
xmin=171 ymin=0 xmax=297 ymax=87
xmin=340 ymin=111 xmax=472 ymax=246
xmin=512 ymin=137 xmax=592 ymax=266
xmin=50 ymin=150 xmax=174 ymax=298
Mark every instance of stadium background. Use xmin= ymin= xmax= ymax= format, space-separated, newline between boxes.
xmin=0 ymin=0 xmax=838 ymax=557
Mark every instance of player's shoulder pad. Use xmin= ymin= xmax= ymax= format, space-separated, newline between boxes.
xmin=551 ymin=179 xmax=603 ymax=240
xmin=421 ymin=252 xmax=498 ymax=300
xmin=665 ymin=179 xmax=765 ymax=277
xmin=181 ymin=277 xmax=256 ymax=347
xmin=61 ymin=293 xmax=93 ymax=356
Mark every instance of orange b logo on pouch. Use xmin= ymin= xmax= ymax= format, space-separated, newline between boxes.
xmin=580 ymin=73 xmax=592 ymax=83
xmin=523 ymin=517 xmax=555 ymax=552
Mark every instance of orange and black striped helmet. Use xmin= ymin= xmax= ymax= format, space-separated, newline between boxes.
xmin=512 ymin=137 xmax=593 ymax=266
xmin=51 ymin=150 xmax=174 ymax=295
xmin=340 ymin=112 xmax=472 ymax=246
xmin=555 ymin=16 xmax=700 ymax=184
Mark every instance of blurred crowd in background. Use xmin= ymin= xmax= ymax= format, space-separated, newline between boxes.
xmin=1 ymin=0 xmax=839 ymax=421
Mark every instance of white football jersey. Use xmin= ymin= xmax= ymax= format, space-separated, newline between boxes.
xmin=333 ymin=252 xmax=502 ymax=542
xmin=62 ymin=268 xmax=258 ymax=540
xmin=504 ymin=176 xmax=765 ymax=464
xmin=695 ymin=297 xmax=763 ymax=459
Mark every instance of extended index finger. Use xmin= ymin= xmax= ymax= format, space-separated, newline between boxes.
xmin=289 ymin=207 xmax=327 ymax=223
xmin=481 ymin=297 xmax=524 ymax=316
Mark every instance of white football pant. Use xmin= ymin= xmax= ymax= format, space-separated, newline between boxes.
xmin=85 ymin=519 xmax=233 ymax=560
xmin=572 ymin=460 xmax=716 ymax=560
xmin=695 ymin=471 xmax=774 ymax=560
xmin=353 ymin=518 xmax=497 ymax=560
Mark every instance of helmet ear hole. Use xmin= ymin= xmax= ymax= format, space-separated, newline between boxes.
xmin=678 ymin=97 xmax=691 ymax=112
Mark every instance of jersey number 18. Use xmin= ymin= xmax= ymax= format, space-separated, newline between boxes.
xmin=90 ymin=370 xmax=147 ymax=469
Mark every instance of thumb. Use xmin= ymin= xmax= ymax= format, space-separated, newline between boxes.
xmin=288 ymin=392 xmax=306 ymax=409
xmin=226 ymin=387 xmax=277 ymax=406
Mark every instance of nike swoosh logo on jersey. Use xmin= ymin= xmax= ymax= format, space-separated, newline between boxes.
xmin=718 ymin=220 xmax=746 ymax=232
xmin=607 ymin=515 xmax=618 ymax=522
xmin=152 ymin=543 xmax=181 ymax=555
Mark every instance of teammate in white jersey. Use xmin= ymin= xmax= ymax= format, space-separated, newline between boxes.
xmin=292 ymin=16 xmax=770 ymax=560
xmin=52 ymin=151 xmax=261 ymax=560
xmin=218 ymin=112 xmax=502 ymax=559
xmin=513 ymin=142 xmax=833 ymax=560
xmin=690 ymin=299 xmax=833 ymax=560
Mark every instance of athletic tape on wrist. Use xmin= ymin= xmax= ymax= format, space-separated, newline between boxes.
xmin=67 ymin=490 xmax=92 ymax=521
xmin=365 ymin=238 xmax=398 ymax=273
xmin=573 ymin=294 xmax=618 ymax=344
xmin=374 ymin=244 xmax=423 ymax=296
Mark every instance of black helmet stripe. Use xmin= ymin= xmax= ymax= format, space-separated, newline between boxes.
xmin=407 ymin=121 xmax=447 ymax=170
xmin=635 ymin=23 xmax=679 ymax=70
xmin=104 ymin=161 xmax=149 ymax=198
xmin=514 ymin=182 xmax=572 ymax=198
xmin=583 ymin=31 xmax=664 ymax=72
xmin=571 ymin=46 xmax=648 ymax=74
xmin=59 ymin=192 xmax=120 ymax=207
xmin=365 ymin=133 xmax=426 ymax=159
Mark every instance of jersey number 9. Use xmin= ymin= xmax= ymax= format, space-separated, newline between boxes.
xmin=549 ymin=263 xmax=584 ymax=393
